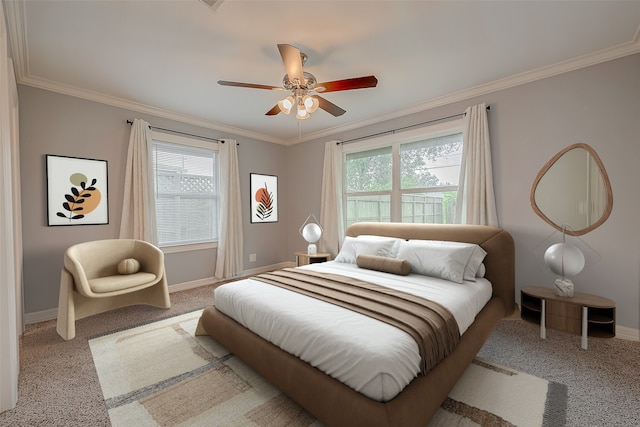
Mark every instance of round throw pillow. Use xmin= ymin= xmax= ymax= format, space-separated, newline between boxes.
xmin=117 ymin=258 xmax=140 ymax=275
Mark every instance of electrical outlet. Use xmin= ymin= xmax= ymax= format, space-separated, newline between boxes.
xmin=249 ymin=253 xmax=256 ymax=262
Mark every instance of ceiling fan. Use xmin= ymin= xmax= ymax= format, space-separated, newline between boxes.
xmin=218 ymin=44 xmax=378 ymax=119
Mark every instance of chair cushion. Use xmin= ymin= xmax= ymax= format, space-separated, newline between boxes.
xmin=89 ymin=272 xmax=158 ymax=293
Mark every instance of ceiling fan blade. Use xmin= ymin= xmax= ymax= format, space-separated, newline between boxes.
xmin=218 ymin=80 xmax=281 ymax=90
xmin=277 ymin=44 xmax=305 ymax=85
xmin=316 ymin=75 xmax=378 ymax=93
xmin=316 ymin=95 xmax=346 ymax=117
xmin=265 ymin=104 xmax=281 ymax=116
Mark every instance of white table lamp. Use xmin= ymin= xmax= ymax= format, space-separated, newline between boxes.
xmin=299 ymin=214 xmax=322 ymax=255
xmin=544 ymin=227 xmax=585 ymax=297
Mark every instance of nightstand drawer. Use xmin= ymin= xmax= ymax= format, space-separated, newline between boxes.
xmin=295 ymin=251 xmax=331 ymax=266
xmin=546 ymin=300 xmax=581 ymax=319
xmin=546 ymin=313 xmax=581 ymax=335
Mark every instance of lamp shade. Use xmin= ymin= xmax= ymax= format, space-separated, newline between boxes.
xmin=544 ymin=242 xmax=585 ymax=277
xmin=299 ymin=214 xmax=322 ymax=255
xmin=278 ymin=96 xmax=294 ymax=114
xmin=296 ymin=97 xmax=309 ymax=119
xmin=296 ymin=108 xmax=309 ymax=119
xmin=302 ymin=95 xmax=319 ymax=113
xmin=302 ymin=223 xmax=322 ymax=244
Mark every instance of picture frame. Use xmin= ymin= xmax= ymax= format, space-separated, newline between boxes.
xmin=46 ymin=155 xmax=109 ymax=226
xmin=250 ymin=173 xmax=278 ymax=223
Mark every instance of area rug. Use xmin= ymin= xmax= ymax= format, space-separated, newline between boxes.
xmin=89 ymin=310 xmax=567 ymax=427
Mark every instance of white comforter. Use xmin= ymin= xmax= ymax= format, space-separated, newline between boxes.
xmin=213 ymin=261 xmax=492 ymax=402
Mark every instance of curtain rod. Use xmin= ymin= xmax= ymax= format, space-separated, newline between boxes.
xmin=126 ymin=120 xmax=229 ymax=144
xmin=337 ymin=105 xmax=490 ymax=146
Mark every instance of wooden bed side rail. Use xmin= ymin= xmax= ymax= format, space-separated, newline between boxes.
xmin=197 ymin=306 xmax=391 ymax=427
xmin=197 ymin=296 xmax=506 ymax=427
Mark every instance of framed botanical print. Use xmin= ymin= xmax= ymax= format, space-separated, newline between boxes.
xmin=46 ymin=155 xmax=109 ymax=226
xmin=250 ymin=173 xmax=278 ymax=223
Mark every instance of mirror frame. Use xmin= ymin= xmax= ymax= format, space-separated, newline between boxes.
xmin=530 ymin=143 xmax=613 ymax=236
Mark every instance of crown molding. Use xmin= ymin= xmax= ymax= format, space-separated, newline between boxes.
xmin=18 ymin=74 xmax=283 ymax=144
xmin=3 ymin=0 xmax=28 ymax=80
xmin=288 ymin=26 xmax=640 ymax=145
xmin=4 ymin=1 xmax=281 ymax=143
xmin=4 ymin=1 xmax=282 ymax=144
xmin=6 ymin=0 xmax=640 ymax=146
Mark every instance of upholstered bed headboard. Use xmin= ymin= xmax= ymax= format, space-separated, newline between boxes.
xmin=345 ymin=222 xmax=515 ymax=316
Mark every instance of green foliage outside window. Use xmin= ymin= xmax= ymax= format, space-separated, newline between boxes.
xmin=345 ymin=132 xmax=462 ymax=225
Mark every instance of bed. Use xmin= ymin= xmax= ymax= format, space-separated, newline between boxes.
xmin=196 ymin=222 xmax=515 ymax=426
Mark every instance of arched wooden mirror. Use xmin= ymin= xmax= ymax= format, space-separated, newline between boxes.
xmin=531 ymin=143 xmax=613 ymax=236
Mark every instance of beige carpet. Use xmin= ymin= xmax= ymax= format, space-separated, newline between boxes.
xmin=3 ymin=279 xmax=637 ymax=426
xmin=89 ymin=310 xmax=567 ymax=427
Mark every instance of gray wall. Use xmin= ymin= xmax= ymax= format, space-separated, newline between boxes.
xmin=19 ymin=53 xmax=640 ymax=331
xmin=290 ymin=53 xmax=640 ymax=330
xmin=18 ymin=85 xmax=289 ymax=315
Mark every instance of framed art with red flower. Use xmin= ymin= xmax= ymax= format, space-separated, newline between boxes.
xmin=250 ymin=173 xmax=278 ymax=223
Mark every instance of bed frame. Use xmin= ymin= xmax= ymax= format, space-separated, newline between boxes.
xmin=197 ymin=222 xmax=515 ymax=426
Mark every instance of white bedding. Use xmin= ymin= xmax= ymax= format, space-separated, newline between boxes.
xmin=213 ymin=261 xmax=492 ymax=402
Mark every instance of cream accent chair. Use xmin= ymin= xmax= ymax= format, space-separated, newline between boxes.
xmin=56 ymin=239 xmax=171 ymax=340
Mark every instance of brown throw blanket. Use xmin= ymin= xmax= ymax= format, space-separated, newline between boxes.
xmin=253 ymin=268 xmax=460 ymax=375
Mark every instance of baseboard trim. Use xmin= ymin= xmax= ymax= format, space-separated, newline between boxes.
xmin=28 ymin=262 xmax=639 ymax=341
xmin=24 ymin=308 xmax=58 ymax=325
xmin=616 ymin=325 xmax=640 ymax=341
xmin=241 ymin=261 xmax=294 ymax=277
xmin=24 ymin=261 xmax=296 ymax=325
xmin=168 ymin=277 xmax=218 ymax=293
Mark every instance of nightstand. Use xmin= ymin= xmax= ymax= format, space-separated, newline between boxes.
xmin=521 ymin=286 xmax=615 ymax=349
xmin=295 ymin=251 xmax=331 ymax=266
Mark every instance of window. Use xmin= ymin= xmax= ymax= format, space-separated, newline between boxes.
xmin=151 ymin=132 xmax=218 ymax=248
xmin=345 ymin=146 xmax=392 ymax=225
xmin=343 ymin=121 xmax=463 ymax=228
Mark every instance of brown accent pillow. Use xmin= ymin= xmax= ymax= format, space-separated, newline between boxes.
xmin=117 ymin=258 xmax=140 ymax=275
xmin=356 ymin=254 xmax=411 ymax=276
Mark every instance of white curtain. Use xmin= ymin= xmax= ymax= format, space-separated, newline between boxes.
xmin=215 ymin=139 xmax=244 ymax=278
xmin=0 ymin=2 xmax=20 ymax=411
xmin=119 ymin=119 xmax=158 ymax=244
xmin=319 ymin=140 xmax=344 ymax=256
xmin=455 ymin=103 xmax=498 ymax=226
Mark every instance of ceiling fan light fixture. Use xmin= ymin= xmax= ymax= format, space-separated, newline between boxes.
xmin=296 ymin=96 xmax=311 ymax=120
xmin=219 ymin=44 xmax=378 ymax=120
xmin=278 ymin=96 xmax=294 ymax=114
xmin=296 ymin=104 xmax=310 ymax=120
xmin=303 ymin=95 xmax=319 ymax=113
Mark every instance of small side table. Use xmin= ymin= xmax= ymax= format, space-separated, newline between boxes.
xmin=521 ymin=286 xmax=615 ymax=349
xmin=295 ymin=251 xmax=331 ymax=266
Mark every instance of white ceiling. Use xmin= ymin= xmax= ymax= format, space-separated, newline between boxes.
xmin=5 ymin=1 xmax=640 ymax=145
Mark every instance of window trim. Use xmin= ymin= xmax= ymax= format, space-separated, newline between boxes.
xmin=341 ymin=119 xmax=463 ymax=155
xmin=342 ymin=119 xmax=464 ymax=225
xmin=151 ymin=130 xmax=218 ymax=151
xmin=151 ymin=130 xmax=219 ymax=253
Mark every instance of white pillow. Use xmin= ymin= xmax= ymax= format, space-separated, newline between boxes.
xmin=396 ymin=240 xmax=482 ymax=284
xmin=418 ymin=241 xmax=486 ymax=281
xmin=476 ymin=263 xmax=486 ymax=278
xmin=334 ymin=236 xmax=397 ymax=264
xmin=356 ymin=235 xmax=404 ymax=258
xmin=464 ymin=245 xmax=488 ymax=282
